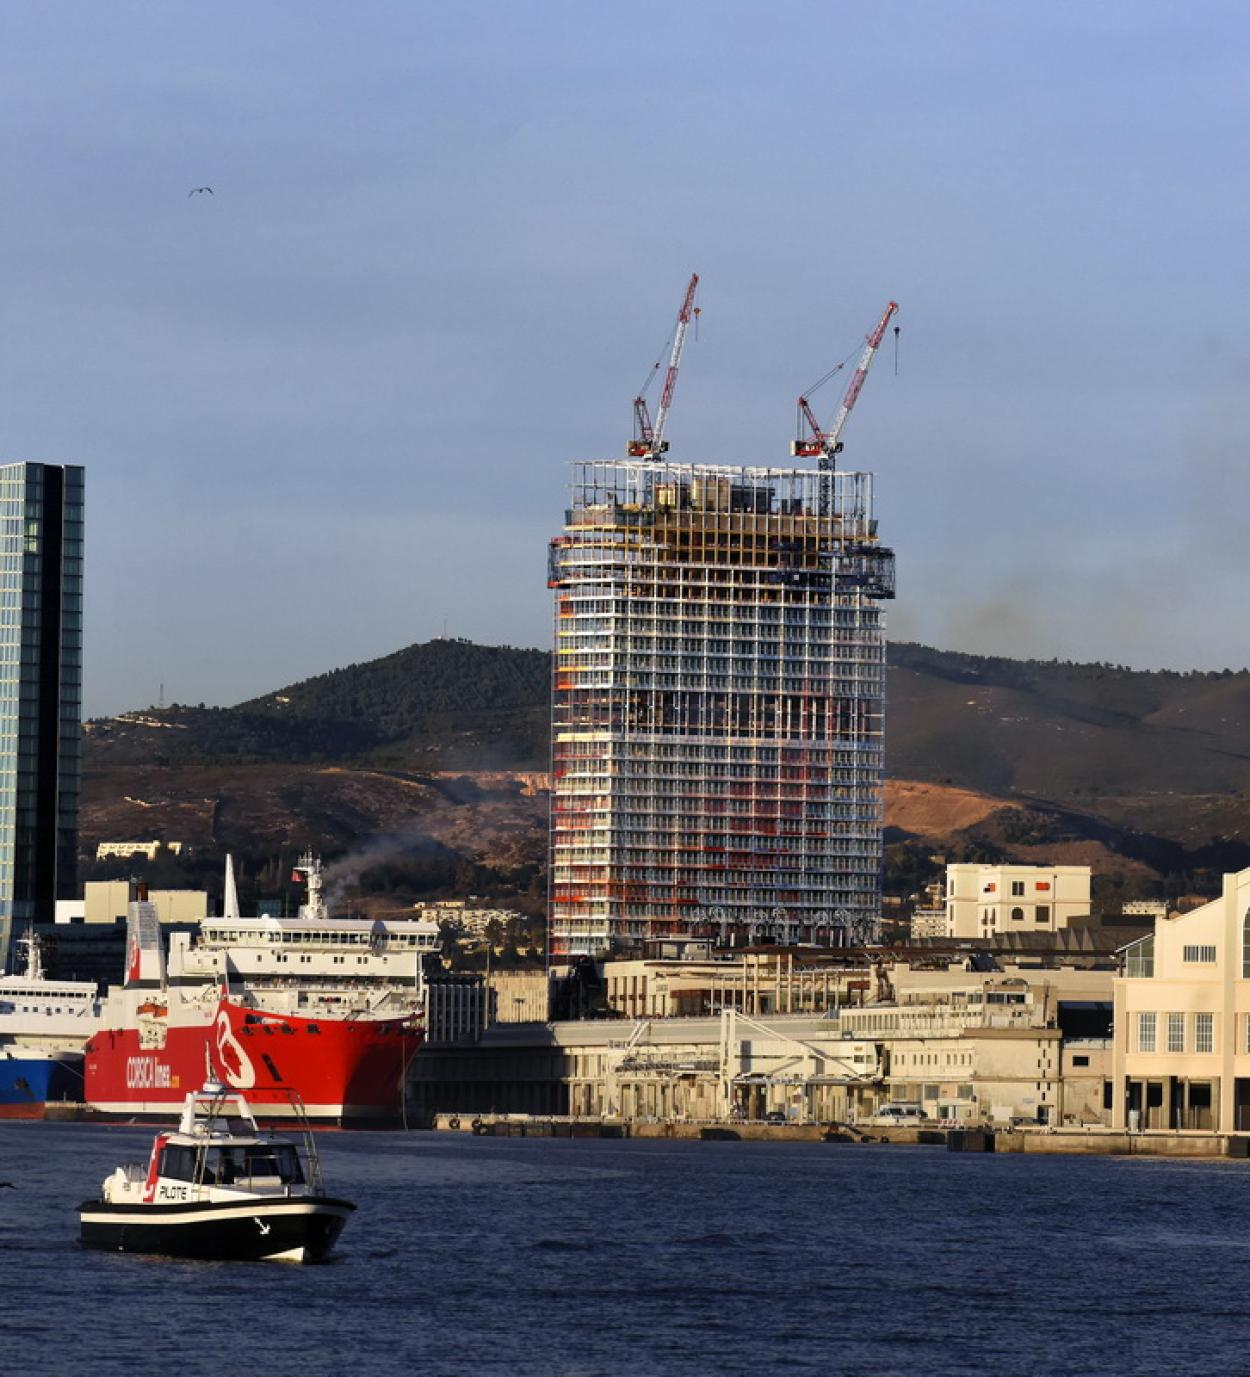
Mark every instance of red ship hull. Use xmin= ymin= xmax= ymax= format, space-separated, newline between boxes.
xmin=85 ymin=1000 xmax=421 ymax=1127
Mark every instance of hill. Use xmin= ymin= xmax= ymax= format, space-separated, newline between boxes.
xmin=86 ymin=639 xmax=551 ymax=770
xmin=81 ymin=638 xmax=1250 ymax=903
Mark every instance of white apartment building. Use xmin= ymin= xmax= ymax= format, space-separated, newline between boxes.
xmin=1113 ymin=866 xmax=1250 ymax=1133
xmin=944 ymin=863 xmax=1091 ymax=939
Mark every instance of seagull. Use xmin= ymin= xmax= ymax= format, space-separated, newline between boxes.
xmin=188 ymin=186 xmax=214 ymax=197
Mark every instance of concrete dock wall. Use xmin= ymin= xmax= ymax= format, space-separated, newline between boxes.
xmin=432 ymin=1112 xmax=1250 ymax=1158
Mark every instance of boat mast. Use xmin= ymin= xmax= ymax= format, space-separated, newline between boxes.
xmin=16 ymin=927 xmax=42 ymax=981
xmin=293 ymin=851 xmax=327 ymax=920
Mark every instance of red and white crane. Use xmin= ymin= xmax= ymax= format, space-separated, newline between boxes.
xmin=629 ymin=273 xmax=700 ymax=458
xmin=792 ymin=300 xmax=899 ymax=468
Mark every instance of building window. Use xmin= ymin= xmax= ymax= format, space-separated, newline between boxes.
xmin=1137 ymin=1012 xmax=1156 ymax=1052
xmin=1010 ymin=907 xmax=1024 ymax=921
xmin=1072 ymin=1055 xmax=1090 ymax=1067
xmin=1195 ymin=1012 xmax=1214 ymax=1054
xmin=1036 ymin=906 xmax=1050 ymax=923
xmin=1125 ymin=935 xmax=1155 ymax=979
xmin=1167 ymin=1013 xmax=1185 ymax=1053
xmin=1183 ymin=945 xmax=1217 ymax=964
xmin=1011 ymin=881 xmax=1025 ymax=897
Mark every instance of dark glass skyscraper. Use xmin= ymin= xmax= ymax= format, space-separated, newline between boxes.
xmin=0 ymin=463 xmax=83 ymax=967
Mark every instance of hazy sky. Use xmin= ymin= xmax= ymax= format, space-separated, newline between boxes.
xmin=3 ymin=2 xmax=1249 ymax=715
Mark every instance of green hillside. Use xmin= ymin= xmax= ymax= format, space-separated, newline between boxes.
xmin=86 ymin=639 xmax=551 ymax=770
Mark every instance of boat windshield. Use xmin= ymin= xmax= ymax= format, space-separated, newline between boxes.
xmin=160 ymin=1143 xmax=305 ymax=1186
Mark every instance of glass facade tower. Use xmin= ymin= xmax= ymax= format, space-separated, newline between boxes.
xmin=547 ymin=461 xmax=894 ymax=961
xmin=0 ymin=463 xmax=83 ymax=967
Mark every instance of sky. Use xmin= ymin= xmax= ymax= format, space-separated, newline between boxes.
xmin=2 ymin=1 xmax=1249 ymax=715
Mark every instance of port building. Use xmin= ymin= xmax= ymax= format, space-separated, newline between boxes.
xmin=407 ymin=959 xmax=1113 ymax=1127
xmin=1114 ymin=865 xmax=1250 ymax=1132
xmin=547 ymin=461 xmax=894 ymax=961
xmin=0 ymin=462 xmax=83 ymax=968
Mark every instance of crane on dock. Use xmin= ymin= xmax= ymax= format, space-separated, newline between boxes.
xmin=792 ymin=300 xmax=898 ymax=468
xmin=629 ymin=273 xmax=700 ymax=458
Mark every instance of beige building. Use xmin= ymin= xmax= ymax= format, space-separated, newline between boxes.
xmin=83 ymin=881 xmax=207 ymax=925
xmin=845 ymin=963 xmax=1112 ymax=1125
xmin=413 ymin=900 xmax=530 ymax=941
xmin=488 ymin=970 xmax=550 ymax=1023
xmin=944 ymin=863 xmax=1091 ymax=939
xmin=148 ymin=889 xmax=208 ymax=925
xmin=425 ymin=970 xmax=551 ymax=1046
xmin=603 ymin=953 xmax=878 ymax=1021
xmin=95 ymin=841 xmax=183 ymax=861
xmin=1112 ymin=866 xmax=1250 ymax=1132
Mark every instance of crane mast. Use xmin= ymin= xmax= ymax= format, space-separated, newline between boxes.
xmin=629 ymin=273 xmax=700 ymax=458
xmin=792 ymin=300 xmax=899 ymax=469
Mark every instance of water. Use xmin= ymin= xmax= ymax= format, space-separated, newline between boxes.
xmin=4 ymin=1125 xmax=1250 ymax=1377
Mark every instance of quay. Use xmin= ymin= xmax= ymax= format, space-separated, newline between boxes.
xmin=431 ymin=1111 xmax=1249 ymax=1157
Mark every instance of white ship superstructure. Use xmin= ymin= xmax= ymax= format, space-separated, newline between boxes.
xmin=0 ymin=932 xmax=102 ymax=1050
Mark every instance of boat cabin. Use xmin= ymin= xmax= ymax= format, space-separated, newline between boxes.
xmin=102 ymin=1081 xmax=323 ymax=1206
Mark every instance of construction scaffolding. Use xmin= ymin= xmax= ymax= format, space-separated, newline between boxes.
xmin=547 ymin=461 xmax=894 ymax=960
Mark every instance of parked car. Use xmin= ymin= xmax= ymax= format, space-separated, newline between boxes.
xmin=763 ymin=1110 xmax=788 ymax=1124
xmin=868 ymin=1103 xmax=927 ymax=1126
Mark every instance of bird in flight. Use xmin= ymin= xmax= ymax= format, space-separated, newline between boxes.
xmin=188 ymin=186 xmax=214 ymax=197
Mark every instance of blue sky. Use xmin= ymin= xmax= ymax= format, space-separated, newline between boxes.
xmin=2 ymin=2 xmax=1248 ymax=713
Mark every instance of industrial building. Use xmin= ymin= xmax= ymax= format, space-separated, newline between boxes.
xmin=407 ymin=960 xmax=1113 ymax=1127
xmin=547 ymin=459 xmax=895 ymax=960
xmin=0 ymin=462 xmax=83 ymax=968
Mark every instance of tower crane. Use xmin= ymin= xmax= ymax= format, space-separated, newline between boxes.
xmin=629 ymin=273 xmax=700 ymax=458
xmin=792 ymin=300 xmax=898 ymax=468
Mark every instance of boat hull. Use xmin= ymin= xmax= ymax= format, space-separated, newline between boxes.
xmin=0 ymin=1051 xmax=83 ymax=1119
xmin=78 ymin=1196 xmax=356 ymax=1263
xmin=85 ymin=1001 xmax=420 ymax=1126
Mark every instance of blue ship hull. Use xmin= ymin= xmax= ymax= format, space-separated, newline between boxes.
xmin=0 ymin=1052 xmax=83 ymax=1117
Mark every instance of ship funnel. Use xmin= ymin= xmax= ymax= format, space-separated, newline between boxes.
xmin=223 ymin=853 xmax=240 ymax=920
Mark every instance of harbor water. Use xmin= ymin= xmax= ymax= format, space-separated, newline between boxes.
xmin=4 ymin=1123 xmax=1250 ymax=1376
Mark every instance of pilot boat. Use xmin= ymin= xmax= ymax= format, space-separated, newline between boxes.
xmin=78 ymin=1080 xmax=356 ymax=1262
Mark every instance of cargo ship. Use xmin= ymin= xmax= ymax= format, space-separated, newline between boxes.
xmin=0 ymin=931 xmax=103 ymax=1119
xmin=84 ymin=856 xmax=441 ymax=1126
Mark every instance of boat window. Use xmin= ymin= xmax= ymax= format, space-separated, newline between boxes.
xmin=159 ymin=1145 xmax=199 ymax=1182
xmin=200 ymin=1145 xmax=305 ymax=1186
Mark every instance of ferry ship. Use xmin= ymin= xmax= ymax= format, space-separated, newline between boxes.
xmin=0 ymin=931 xmax=103 ymax=1119
xmin=84 ymin=855 xmax=441 ymax=1126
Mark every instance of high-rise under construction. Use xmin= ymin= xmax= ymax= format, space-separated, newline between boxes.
xmin=547 ymin=459 xmax=895 ymax=960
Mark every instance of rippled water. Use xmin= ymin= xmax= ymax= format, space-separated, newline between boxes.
xmin=4 ymin=1123 xmax=1250 ymax=1376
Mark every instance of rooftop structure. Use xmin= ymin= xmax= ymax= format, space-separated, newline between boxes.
xmin=547 ymin=459 xmax=894 ymax=960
